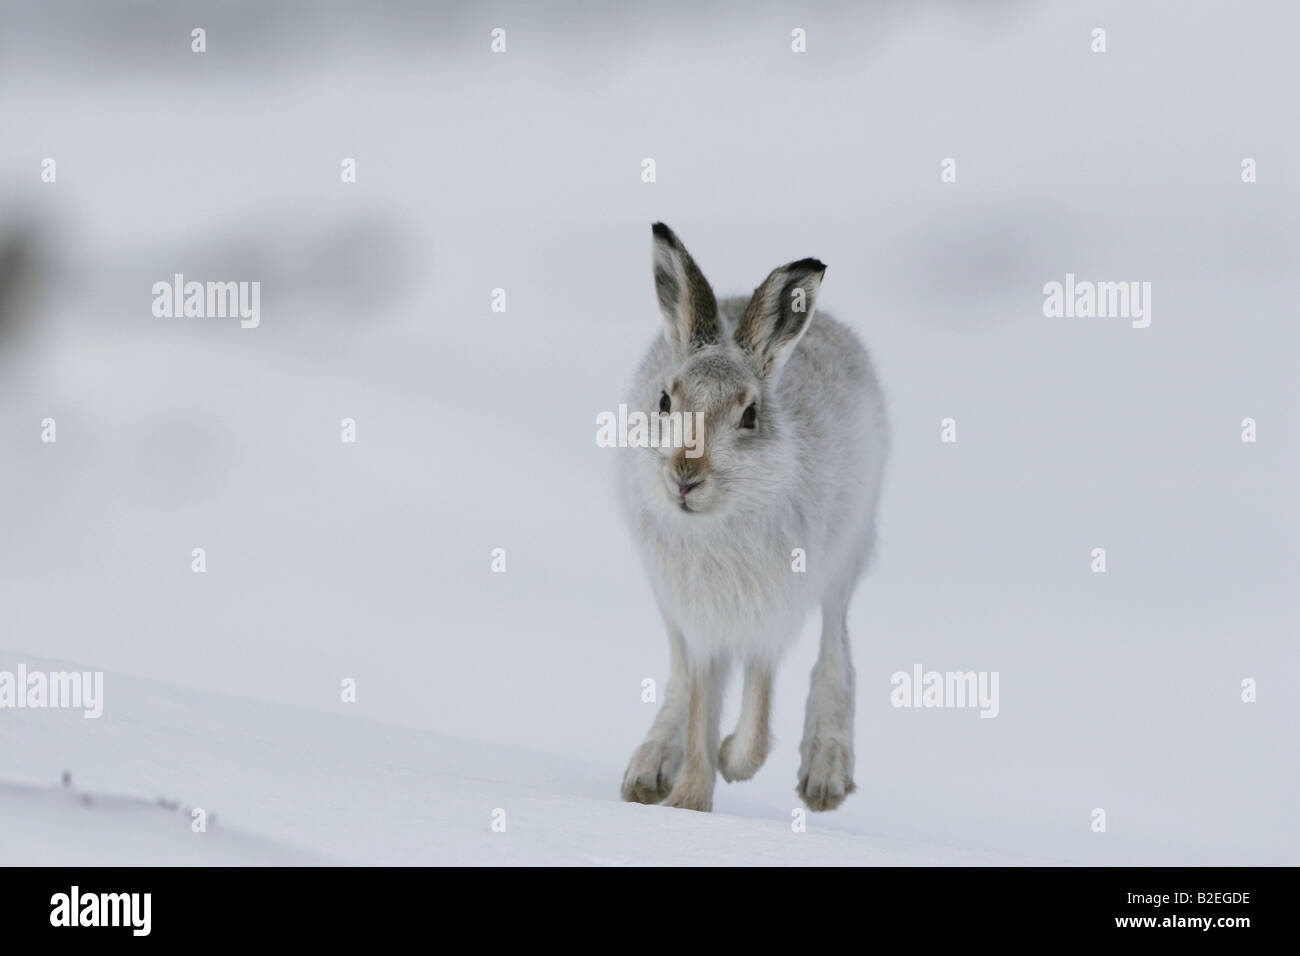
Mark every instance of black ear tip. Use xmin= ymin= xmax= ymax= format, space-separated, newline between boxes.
xmin=792 ymin=257 xmax=827 ymax=275
xmin=651 ymin=222 xmax=675 ymax=242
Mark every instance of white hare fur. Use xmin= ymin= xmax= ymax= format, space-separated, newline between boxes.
xmin=618 ymin=223 xmax=889 ymax=812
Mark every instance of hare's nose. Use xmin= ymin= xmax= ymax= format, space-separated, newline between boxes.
xmin=677 ymin=480 xmax=701 ymax=498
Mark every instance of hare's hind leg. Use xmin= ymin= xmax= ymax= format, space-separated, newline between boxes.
xmin=719 ymin=662 xmax=772 ymax=782
xmin=622 ymin=623 xmax=689 ymax=804
xmin=663 ymin=654 xmax=729 ymax=812
xmin=797 ymin=576 xmax=860 ymax=811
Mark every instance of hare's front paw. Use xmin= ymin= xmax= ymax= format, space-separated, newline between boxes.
xmin=796 ymin=736 xmax=856 ymax=812
xmin=719 ymin=731 xmax=769 ymax=783
xmin=662 ymin=777 xmax=713 ymax=813
xmin=621 ymin=739 xmax=682 ymax=804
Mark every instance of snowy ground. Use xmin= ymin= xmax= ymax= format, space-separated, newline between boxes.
xmin=1 ymin=1 xmax=1297 ymax=865
xmin=1 ymin=653 xmax=1041 ymax=865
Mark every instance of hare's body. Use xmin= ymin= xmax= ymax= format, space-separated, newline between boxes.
xmin=619 ymin=224 xmax=888 ymax=813
xmin=619 ymin=300 xmax=886 ymax=663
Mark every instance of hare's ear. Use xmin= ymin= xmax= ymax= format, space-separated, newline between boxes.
xmin=734 ymin=258 xmax=826 ymax=379
xmin=651 ymin=222 xmax=720 ymax=357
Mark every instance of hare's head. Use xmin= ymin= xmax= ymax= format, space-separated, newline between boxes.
xmin=641 ymin=222 xmax=825 ymax=517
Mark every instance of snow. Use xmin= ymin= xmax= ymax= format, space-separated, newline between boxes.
xmin=1 ymin=653 xmax=1037 ymax=865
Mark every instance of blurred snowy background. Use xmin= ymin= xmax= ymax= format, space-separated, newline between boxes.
xmin=1 ymin=0 xmax=1296 ymax=864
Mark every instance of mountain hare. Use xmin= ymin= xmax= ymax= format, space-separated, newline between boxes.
xmin=618 ymin=223 xmax=889 ymax=813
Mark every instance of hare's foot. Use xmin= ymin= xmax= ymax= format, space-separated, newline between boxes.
xmin=719 ymin=730 xmax=769 ymax=783
xmin=796 ymin=735 xmax=855 ymax=812
xmin=720 ymin=663 xmax=772 ymax=783
xmin=621 ymin=737 xmax=682 ymax=804
xmin=662 ymin=771 xmax=714 ymax=812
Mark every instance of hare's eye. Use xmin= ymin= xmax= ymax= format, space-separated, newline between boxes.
xmin=740 ymin=403 xmax=757 ymax=429
xmin=659 ymin=392 xmax=671 ymax=414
